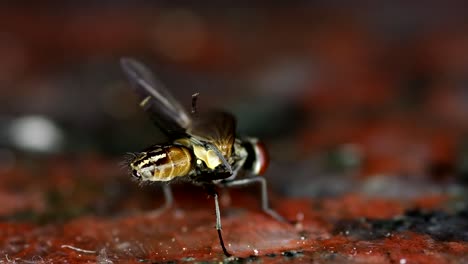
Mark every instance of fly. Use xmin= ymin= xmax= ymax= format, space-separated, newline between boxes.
xmin=120 ymin=58 xmax=286 ymax=256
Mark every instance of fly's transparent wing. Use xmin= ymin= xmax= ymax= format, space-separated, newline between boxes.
xmin=120 ymin=57 xmax=192 ymax=136
xmin=121 ymin=58 xmax=235 ymax=174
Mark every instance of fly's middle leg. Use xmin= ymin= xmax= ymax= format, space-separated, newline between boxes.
xmin=221 ymin=176 xmax=287 ymax=223
xmin=148 ymin=184 xmax=174 ymax=217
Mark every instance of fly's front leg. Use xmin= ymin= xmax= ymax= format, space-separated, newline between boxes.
xmin=148 ymin=184 xmax=174 ymax=217
xmin=221 ymin=176 xmax=287 ymax=223
xmin=204 ymin=184 xmax=231 ymax=257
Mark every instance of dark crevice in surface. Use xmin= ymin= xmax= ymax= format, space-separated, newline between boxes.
xmin=334 ymin=208 xmax=468 ymax=242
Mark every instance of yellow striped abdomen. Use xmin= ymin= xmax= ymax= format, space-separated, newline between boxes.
xmin=130 ymin=145 xmax=193 ymax=182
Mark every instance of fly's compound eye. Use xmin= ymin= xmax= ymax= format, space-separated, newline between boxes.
xmin=243 ymin=138 xmax=269 ymax=175
xmin=253 ymin=140 xmax=269 ymax=175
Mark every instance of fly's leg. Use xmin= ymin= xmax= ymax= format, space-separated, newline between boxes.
xmin=162 ymin=184 xmax=174 ymax=209
xmin=148 ymin=184 xmax=174 ymax=217
xmin=221 ymin=176 xmax=287 ymax=223
xmin=214 ymin=191 xmax=231 ymax=257
xmin=205 ymin=184 xmax=231 ymax=257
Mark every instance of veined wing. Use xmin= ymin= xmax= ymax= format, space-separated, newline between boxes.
xmin=120 ymin=57 xmax=192 ymax=137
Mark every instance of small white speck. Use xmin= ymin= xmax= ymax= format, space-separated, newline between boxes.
xmin=97 ymin=248 xmax=114 ymax=264
xmin=295 ymin=222 xmax=303 ymax=230
xmin=116 ymin=242 xmax=131 ymax=251
xmin=174 ymin=209 xmax=185 ymax=219
xmin=296 ymin=212 xmax=304 ymax=221
xmin=400 ymin=259 xmax=407 ymax=264
xmin=182 ymin=247 xmax=186 ymax=251
xmin=253 ymin=249 xmax=259 ymax=255
xmin=171 ymin=238 xmax=176 ymax=242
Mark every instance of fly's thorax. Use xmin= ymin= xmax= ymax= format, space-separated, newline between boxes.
xmin=241 ymin=137 xmax=269 ymax=175
xmin=214 ymin=140 xmax=232 ymax=159
xmin=130 ymin=144 xmax=193 ymax=182
xmin=175 ymin=137 xmax=224 ymax=170
xmin=193 ymin=144 xmax=223 ymax=170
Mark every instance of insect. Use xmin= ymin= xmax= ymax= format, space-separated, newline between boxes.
xmin=120 ymin=58 xmax=286 ymax=256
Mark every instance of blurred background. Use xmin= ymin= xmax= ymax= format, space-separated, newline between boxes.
xmin=1 ymin=3 xmax=468 ymax=219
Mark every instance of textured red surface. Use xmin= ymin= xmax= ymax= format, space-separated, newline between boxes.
xmin=1 ymin=186 xmax=467 ymax=263
xmin=1 ymin=5 xmax=468 ymax=264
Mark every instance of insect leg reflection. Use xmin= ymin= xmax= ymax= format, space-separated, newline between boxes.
xmin=148 ymin=184 xmax=174 ymax=217
xmin=221 ymin=177 xmax=286 ymax=223
xmin=162 ymin=184 xmax=174 ymax=209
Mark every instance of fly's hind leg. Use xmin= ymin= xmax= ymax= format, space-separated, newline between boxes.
xmin=221 ymin=176 xmax=287 ymax=223
xmin=148 ymin=184 xmax=174 ymax=217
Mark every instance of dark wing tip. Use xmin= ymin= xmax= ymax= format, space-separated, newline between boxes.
xmin=120 ymin=57 xmax=131 ymax=69
xmin=120 ymin=57 xmax=141 ymax=78
xmin=119 ymin=57 xmax=155 ymax=93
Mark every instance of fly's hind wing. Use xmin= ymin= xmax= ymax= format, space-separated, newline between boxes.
xmin=120 ymin=57 xmax=191 ymax=137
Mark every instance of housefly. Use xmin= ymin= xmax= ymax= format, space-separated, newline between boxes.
xmin=120 ymin=58 xmax=286 ymax=256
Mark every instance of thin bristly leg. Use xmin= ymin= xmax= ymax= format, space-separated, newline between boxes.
xmin=221 ymin=176 xmax=287 ymax=223
xmin=204 ymin=184 xmax=231 ymax=256
xmin=213 ymin=191 xmax=231 ymax=257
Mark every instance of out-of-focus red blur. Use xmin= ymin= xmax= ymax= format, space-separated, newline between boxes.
xmin=1 ymin=3 xmax=468 ymax=263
